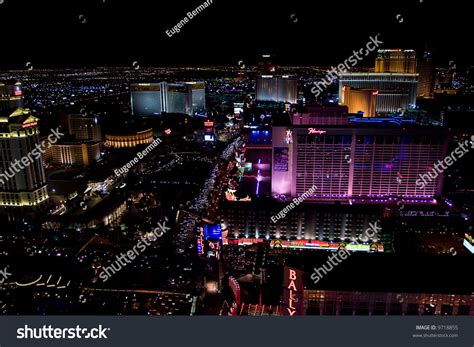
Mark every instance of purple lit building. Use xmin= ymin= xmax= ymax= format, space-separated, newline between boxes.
xmin=271 ymin=114 xmax=448 ymax=203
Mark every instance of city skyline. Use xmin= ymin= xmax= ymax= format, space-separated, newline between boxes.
xmin=0 ymin=1 xmax=473 ymax=345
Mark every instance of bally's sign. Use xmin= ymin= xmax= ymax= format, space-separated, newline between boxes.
xmin=283 ymin=266 xmax=304 ymax=316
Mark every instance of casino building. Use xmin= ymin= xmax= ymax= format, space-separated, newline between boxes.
xmin=64 ymin=114 xmax=102 ymax=142
xmin=339 ymin=49 xmax=419 ymax=114
xmin=222 ymin=202 xmax=386 ymax=251
xmin=43 ymin=141 xmax=101 ymax=167
xmin=0 ymin=108 xmax=49 ymax=216
xmin=338 ymin=73 xmax=418 ymax=114
xmin=271 ymin=115 xmax=448 ymax=203
xmin=256 ymin=74 xmax=298 ymax=104
xmin=221 ymin=107 xmax=447 ymax=250
xmin=375 ymin=49 xmax=417 ymax=74
xmin=186 ymin=82 xmax=206 ymax=114
xmin=130 ymin=82 xmax=206 ymax=116
xmin=304 ymin=289 xmax=473 ymax=315
xmin=105 ymin=128 xmax=153 ymax=148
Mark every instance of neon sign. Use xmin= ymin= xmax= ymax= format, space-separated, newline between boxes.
xmin=287 ymin=269 xmax=298 ymax=316
xmin=283 ymin=267 xmax=304 ymax=316
xmin=197 ymin=227 xmax=205 ymax=256
xmin=308 ymin=128 xmax=326 ymax=135
xmin=272 ymin=239 xmax=384 ymax=252
xmin=22 ymin=122 xmax=38 ymax=129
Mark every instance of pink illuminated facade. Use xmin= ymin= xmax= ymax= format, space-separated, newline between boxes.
xmin=291 ymin=106 xmax=349 ymax=126
xmin=272 ymin=122 xmax=448 ymax=202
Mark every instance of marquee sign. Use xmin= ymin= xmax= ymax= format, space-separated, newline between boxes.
xmin=308 ymin=128 xmax=327 ymax=135
xmin=283 ymin=266 xmax=304 ymax=316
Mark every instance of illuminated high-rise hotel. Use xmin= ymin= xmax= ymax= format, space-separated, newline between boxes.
xmin=130 ymin=83 xmax=163 ymax=116
xmin=375 ymin=49 xmax=417 ymax=73
xmin=131 ymin=82 xmax=206 ymax=116
xmin=164 ymin=83 xmax=189 ymax=114
xmin=417 ymin=50 xmax=434 ymax=98
xmin=65 ymin=114 xmax=102 ymax=142
xmin=339 ymin=49 xmax=418 ymax=113
xmin=338 ymin=73 xmax=418 ymax=113
xmin=271 ymin=114 xmax=448 ymax=202
xmin=186 ymin=82 xmax=206 ymax=114
xmin=0 ymin=108 xmax=49 ymax=215
xmin=256 ymin=75 xmax=298 ymax=104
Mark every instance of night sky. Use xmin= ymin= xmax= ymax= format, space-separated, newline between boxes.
xmin=0 ymin=0 xmax=470 ymax=68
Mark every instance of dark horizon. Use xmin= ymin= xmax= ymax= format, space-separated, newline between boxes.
xmin=0 ymin=0 xmax=471 ymax=69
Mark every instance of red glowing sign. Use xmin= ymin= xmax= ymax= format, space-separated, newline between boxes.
xmin=14 ymin=90 xmax=22 ymax=96
xmin=22 ymin=122 xmax=38 ymax=129
xmin=283 ymin=266 xmax=304 ymax=316
xmin=197 ymin=227 xmax=205 ymax=255
xmin=204 ymin=121 xmax=214 ymax=127
xmin=308 ymin=128 xmax=327 ymax=135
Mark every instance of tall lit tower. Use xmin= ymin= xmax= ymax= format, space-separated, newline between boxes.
xmin=0 ymin=108 xmax=49 ymax=218
xmin=417 ymin=50 xmax=434 ymax=98
xmin=0 ymin=81 xmax=24 ymax=111
xmin=256 ymin=75 xmax=298 ymax=104
xmin=65 ymin=114 xmax=102 ymax=141
xmin=130 ymin=82 xmax=206 ymax=116
xmin=375 ymin=49 xmax=417 ymax=73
